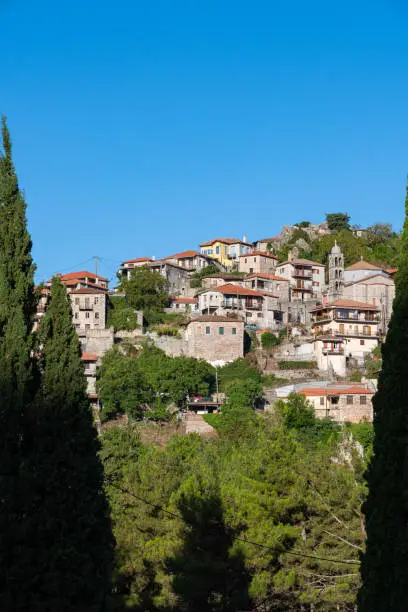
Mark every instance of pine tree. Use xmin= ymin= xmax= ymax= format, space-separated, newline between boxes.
xmin=0 ymin=117 xmax=37 ymax=606
xmin=13 ymin=277 xmax=113 ymax=610
xmin=358 ymin=184 xmax=408 ymax=611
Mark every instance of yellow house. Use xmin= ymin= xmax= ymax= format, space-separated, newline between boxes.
xmin=199 ymin=237 xmax=252 ymax=269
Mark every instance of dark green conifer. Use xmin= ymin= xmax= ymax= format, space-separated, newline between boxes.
xmin=0 ymin=117 xmax=36 ymax=606
xmin=14 ymin=277 xmax=113 ymax=610
xmin=358 ymin=184 xmax=408 ymax=611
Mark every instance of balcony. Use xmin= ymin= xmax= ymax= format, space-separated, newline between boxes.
xmin=222 ymin=300 xmax=262 ymax=311
xmin=317 ymin=329 xmax=378 ymax=339
xmin=323 ymin=348 xmax=344 ymax=355
xmin=292 ymin=270 xmax=312 ymax=278
xmin=335 ymin=313 xmax=379 ymax=323
xmin=79 ymin=304 xmax=93 ymax=311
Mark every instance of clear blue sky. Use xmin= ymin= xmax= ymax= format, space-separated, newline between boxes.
xmin=1 ymin=0 xmax=408 ymax=284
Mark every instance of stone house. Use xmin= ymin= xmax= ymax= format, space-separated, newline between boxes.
xmin=277 ymin=257 xmax=325 ymax=300
xmin=254 ymin=236 xmax=280 ymax=252
xmin=199 ymin=237 xmax=252 ymax=269
xmin=202 ymin=274 xmax=245 ymax=289
xmin=242 ymin=273 xmax=290 ymax=302
xmin=148 ymin=259 xmax=193 ymax=297
xmin=342 ymin=274 xmax=395 ymax=332
xmin=311 ymin=299 xmax=380 ymax=364
xmin=82 ymin=351 xmax=98 ymax=396
xmin=238 ymin=251 xmax=277 ymax=275
xmin=70 ymin=287 xmax=108 ymax=331
xmin=60 ymin=270 xmax=109 ymax=289
xmin=163 ymin=250 xmax=222 ymax=272
xmin=185 ymin=316 xmax=244 ymax=362
xmin=197 ymin=283 xmax=283 ymax=330
xmin=118 ymin=257 xmax=154 ymax=280
xmin=275 ymin=381 xmax=374 ymax=423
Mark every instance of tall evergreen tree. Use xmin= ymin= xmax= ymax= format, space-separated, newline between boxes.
xmin=358 ymin=184 xmax=408 ymax=611
xmin=0 ymin=117 xmax=37 ymax=605
xmin=13 ymin=277 xmax=113 ymax=611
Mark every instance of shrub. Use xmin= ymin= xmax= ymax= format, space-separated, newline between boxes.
xmin=151 ymin=325 xmax=180 ymax=337
xmin=261 ymin=331 xmax=278 ymax=349
xmin=278 ymin=361 xmax=317 ymax=370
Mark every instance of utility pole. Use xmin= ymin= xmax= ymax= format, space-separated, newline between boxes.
xmin=93 ymin=255 xmax=99 ymax=278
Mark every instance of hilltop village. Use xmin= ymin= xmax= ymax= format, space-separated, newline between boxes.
xmin=36 ymin=218 xmax=398 ymax=424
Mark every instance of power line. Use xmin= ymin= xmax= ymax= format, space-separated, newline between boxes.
xmin=106 ymin=478 xmax=360 ymax=566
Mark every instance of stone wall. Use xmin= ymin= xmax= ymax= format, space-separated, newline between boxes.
xmin=186 ymin=318 xmax=244 ymax=363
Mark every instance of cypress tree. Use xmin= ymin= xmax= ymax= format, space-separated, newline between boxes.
xmin=358 ymin=184 xmax=408 ymax=610
xmin=0 ymin=117 xmax=37 ymax=605
xmin=14 ymin=277 xmax=113 ymax=611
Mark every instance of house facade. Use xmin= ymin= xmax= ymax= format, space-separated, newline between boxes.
xmin=311 ymin=299 xmax=380 ymax=363
xmin=275 ymin=381 xmax=374 ymax=423
xmin=202 ymin=274 xmax=245 ymax=289
xmin=199 ymin=237 xmax=252 ymax=269
xmin=185 ymin=316 xmax=244 ymax=362
xmin=342 ymin=274 xmax=395 ymax=332
xmin=238 ymin=251 xmax=277 ymax=274
xmin=166 ymin=297 xmax=199 ymax=313
xmin=148 ymin=260 xmax=192 ymax=297
xmin=70 ymin=288 xmax=108 ymax=331
xmin=242 ymin=273 xmax=290 ymax=302
xmin=277 ymin=257 xmax=325 ymax=300
xmin=163 ymin=250 xmax=221 ymax=271
xmin=343 ymin=259 xmax=389 ymax=283
xmin=118 ymin=257 xmax=154 ymax=279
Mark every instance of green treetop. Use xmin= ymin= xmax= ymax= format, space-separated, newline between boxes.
xmin=120 ymin=265 xmax=169 ymax=323
xmin=358 ymin=184 xmax=408 ymax=611
xmin=15 ymin=277 xmax=114 ymax=610
xmin=326 ymin=212 xmax=351 ymax=231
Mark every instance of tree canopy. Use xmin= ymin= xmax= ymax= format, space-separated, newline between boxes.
xmin=326 ymin=212 xmax=351 ymax=231
xmin=119 ymin=265 xmax=169 ymax=324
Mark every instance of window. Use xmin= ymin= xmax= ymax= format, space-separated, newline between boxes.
xmin=346 ymin=395 xmax=353 ymax=405
xmin=216 ymin=246 xmax=220 ymax=254
xmin=257 ymin=313 xmax=262 ymax=318
xmin=94 ymin=297 xmax=99 ymax=305
xmin=75 ymin=298 xmax=79 ymax=305
xmin=206 ymin=327 xmax=210 ymax=335
xmin=176 ymin=304 xmax=179 ymax=309
xmin=95 ymin=312 xmax=99 ymax=319
xmin=85 ymin=324 xmax=90 ymax=330
xmin=74 ymin=312 xmax=78 ymax=320
xmin=245 ymin=258 xmax=247 ymax=263
xmin=218 ymin=327 xmax=224 ymax=335
xmin=85 ymin=312 xmax=90 ymax=319
xmin=254 ymin=257 xmax=257 ymax=262
xmin=232 ymin=327 xmax=237 ymax=335
xmin=320 ymin=397 xmax=324 ymax=406
xmin=249 ymin=267 xmax=253 ymax=274
xmin=85 ymin=298 xmax=90 ymax=308
xmin=360 ymin=396 xmax=367 ymax=405
xmin=224 ymin=246 xmax=228 ymax=254
xmin=360 ymin=339 xmax=365 ymax=346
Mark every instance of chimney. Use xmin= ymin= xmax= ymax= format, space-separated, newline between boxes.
xmin=243 ymin=234 xmax=248 ymax=243
xmin=151 ymin=255 xmax=156 ymax=261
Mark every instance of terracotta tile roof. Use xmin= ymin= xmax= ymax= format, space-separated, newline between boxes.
xmin=278 ymin=258 xmax=325 ymax=267
xmin=209 ymin=283 xmax=264 ymax=297
xmin=122 ymin=257 xmax=153 ymax=264
xmin=199 ymin=237 xmax=252 ymax=247
xmin=239 ymin=250 xmax=277 ymax=259
xmin=345 ymin=260 xmax=384 ymax=271
xmin=189 ymin=315 xmax=244 ymax=324
xmin=70 ymin=287 xmax=107 ymax=295
xmin=165 ymin=250 xmax=201 ymax=259
xmin=170 ymin=297 xmax=198 ymax=303
xmin=81 ymin=352 xmax=98 ymax=362
xmin=298 ymin=386 xmax=373 ymax=397
xmin=312 ymin=299 xmax=379 ymax=311
xmin=387 ymin=267 xmax=398 ymax=275
xmin=204 ymin=273 xmax=244 ymax=280
xmin=61 ymin=270 xmax=109 ymax=282
xmin=246 ymin=273 xmax=289 ymax=281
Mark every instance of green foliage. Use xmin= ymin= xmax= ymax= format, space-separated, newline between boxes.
xmin=261 ymin=331 xmax=278 ymax=348
xmin=297 ymin=220 xmax=311 ymax=228
xmin=326 ymin=212 xmax=351 ymax=231
xmin=364 ymin=345 xmax=382 ymax=379
xmin=17 ymin=276 xmax=113 ymax=610
xmin=346 ymin=422 xmax=374 ymax=457
xmin=349 ymin=370 xmax=363 ymax=382
xmin=261 ymin=373 xmax=290 ymax=387
xmin=278 ymin=360 xmax=317 ymax=369
xmin=98 ymin=345 xmax=215 ymax=421
xmin=107 ymin=295 xmax=140 ymax=330
xmin=358 ymin=185 xmax=408 ymax=611
xmin=119 ymin=265 xmax=169 ymax=325
xmin=277 ymin=227 xmax=311 ymax=260
xmin=151 ymin=325 xmax=180 ymax=337
xmin=189 ymin=263 xmax=220 ymax=288
xmin=218 ymin=357 xmax=262 ymax=392
xmin=226 ymin=378 xmax=263 ymax=409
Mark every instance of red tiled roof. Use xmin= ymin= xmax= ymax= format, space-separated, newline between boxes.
xmin=122 ymin=257 xmax=153 ymax=264
xmin=199 ymin=237 xmax=252 ymax=247
xmin=246 ymin=273 xmax=289 ymax=281
xmin=312 ymin=299 xmax=379 ymax=311
xmin=210 ymin=283 xmax=264 ymax=297
xmin=345 ymin=260 xmax=384 ymax=271
xmin=170 ymin=297 xmax=198 ymax=303
xmin=165 ymin=250 xmax=201 ymax=259
xmin=278 ymin=258 xmax=325 ymax=267
xmin=61 ymin=270 xmax=109 ymax=282
xmin=81 ymin=352 xmax=98 ymax=362
xmin=70 ymin=287 xmax=107 ymax=295
xmin=387 ymin=267 xmax=398 ymax=275
xmin=298 ymin=386 xmax=373 ymax=397
xmin=239 ymin=250 xmax=277 ymax=260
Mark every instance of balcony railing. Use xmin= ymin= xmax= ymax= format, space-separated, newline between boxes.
xmin=316 ymin=329 xmax=378 ymax=339
xmin=222 ymin=300 xmax=262 ymax=311
xmin=293 ymin=270 xmax=312 ymax=278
